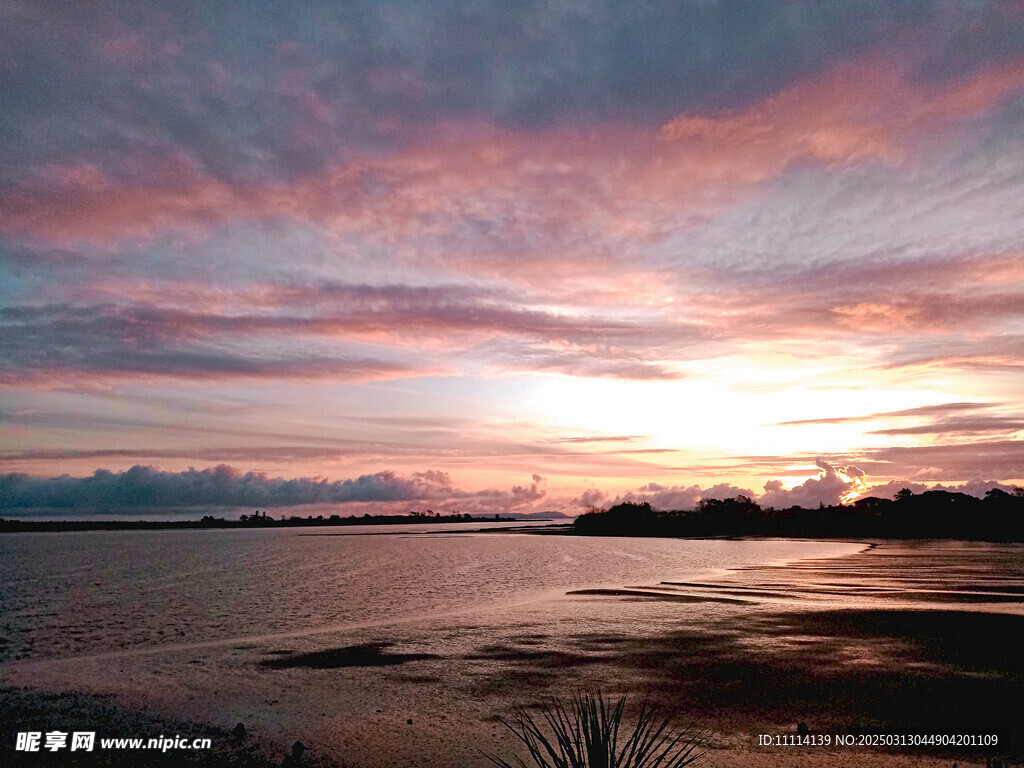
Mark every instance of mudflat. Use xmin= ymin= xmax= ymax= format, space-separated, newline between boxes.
xmin=3 ymin=539 xmax=1021 ymax=768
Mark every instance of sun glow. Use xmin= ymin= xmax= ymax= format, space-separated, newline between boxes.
xmin=837 ymin=468 xmax=869 ymax=504
xmin=527 ymin=362 xmax=943 ymax=462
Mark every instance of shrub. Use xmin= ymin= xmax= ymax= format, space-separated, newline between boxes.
xmin=486 ymin=691 xmax=705 ymax=768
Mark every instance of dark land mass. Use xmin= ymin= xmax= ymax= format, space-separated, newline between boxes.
xmin=574 ymin=487 xmax=1024 ymax=542
xmin=0 ymin=511 xmax=515 ymax=533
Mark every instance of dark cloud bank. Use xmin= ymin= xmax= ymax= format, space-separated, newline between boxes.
xmin=0 ymin=465 xmax=546 ymax=514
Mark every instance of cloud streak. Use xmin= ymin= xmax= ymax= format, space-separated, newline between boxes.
xmin=776 ymin=401 xmax=996 ymax=426
xmin=0 ymin=282 xmax=708 ymax=386
xmin=869 ymin=416 xmax=1024 ymax=436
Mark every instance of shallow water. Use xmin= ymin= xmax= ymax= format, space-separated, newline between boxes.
xmin=4 ymin=531 xmax=1021 ymax=768
xmin=0 ymin=527 xmax=859 ymax=663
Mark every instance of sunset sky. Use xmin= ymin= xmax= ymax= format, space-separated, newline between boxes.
xmin=1 ymin=1 xmax=1023 ymax=515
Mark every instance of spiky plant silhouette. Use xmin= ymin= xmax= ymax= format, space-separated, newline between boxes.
xmin=485 ymin=691 xmax=706 ymax=768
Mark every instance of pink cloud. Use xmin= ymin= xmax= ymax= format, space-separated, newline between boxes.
xmin=5 ymin=56 xmax=1021 ymax=247
xmin=658 ymin=56 xmax=1024 ymax=169
xmin=601 ymin=480 xmax=757 ymax=511
xmin=575 ymin=487 xmax=609 ymax=510
xmin=759 ymin=460 xmax=867 ymax=508
xmin=857 ymin=477 xmax=1020 ymax=500
xmin=671 ymin=250 xmax=1024 ymax=356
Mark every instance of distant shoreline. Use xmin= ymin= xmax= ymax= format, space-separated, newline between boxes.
xmin=0 ymin=513 xmax=533 ymax=533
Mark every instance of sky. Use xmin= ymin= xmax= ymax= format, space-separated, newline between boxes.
xmin=1 ymin=1 xmax=1023 ymax=516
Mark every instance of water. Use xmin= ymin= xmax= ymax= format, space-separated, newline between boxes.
xmin=0 ymin=526 xmax=860 ymax=664
xmin=3 ymin=528 xmax=884 ymax=766
xmin=4 ymin=530 xmax=1023 ymax=767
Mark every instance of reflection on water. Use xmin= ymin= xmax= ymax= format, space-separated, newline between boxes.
xmin=2 ymin=531 xmax=1022 ymax=768
xmin=616 ymin=540 xmax=1024 ymax=613
xmin=0 ymin=528 xmax=859 ymax=663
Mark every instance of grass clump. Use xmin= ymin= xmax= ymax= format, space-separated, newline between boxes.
xmin=486 ymin=691 xmax=706 ymax=768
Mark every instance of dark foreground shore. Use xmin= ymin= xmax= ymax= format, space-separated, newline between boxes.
xmin=0 ymin=687 xmax=313 ymax=767
xmin=3 ymin=539 xmax=1022 ymax=768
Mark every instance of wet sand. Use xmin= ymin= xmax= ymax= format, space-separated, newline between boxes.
xmin=3 ymin=539 xmax=1022 ymax=767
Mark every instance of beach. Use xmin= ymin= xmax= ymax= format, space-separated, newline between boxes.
xmin=2 ymin=534 xmax=1022 ymax=768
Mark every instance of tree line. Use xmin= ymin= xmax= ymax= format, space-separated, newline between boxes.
xmin=573 ymin=487 xmax=1024 ymax=541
